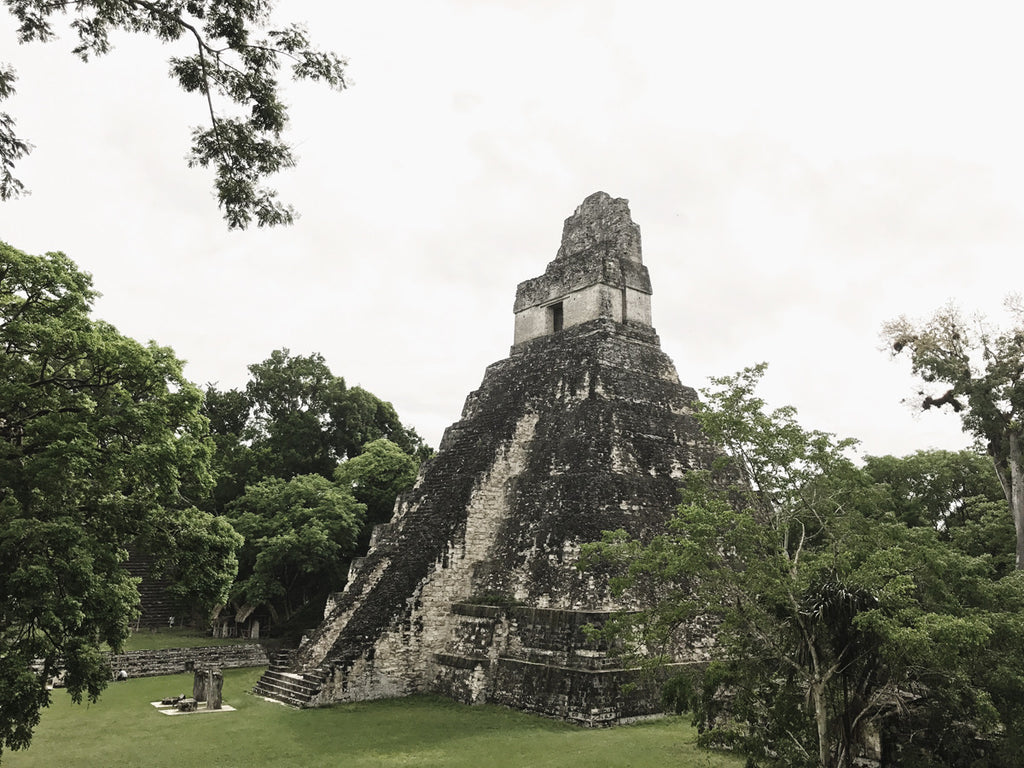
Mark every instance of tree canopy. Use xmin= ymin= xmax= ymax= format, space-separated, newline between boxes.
xmin=1 ymin=0 xmax=348 ymax=227
xmin=335 ymin=438 xmax=419 ymax=529
xmin=204 ymin=349 xmax=426 ymax=513
xmin=226 ymin=473 xmax=364 ymax=624
xmin=583 ymin=364 xmax=1024 ymax=768
xmin=864 ymin=449 xmax=1014 ymax=576
xmin=884 ymin=300 xmax=1024 ymax=570
xmin=0 ymin=242 xmax=240 ymax=758
xmin=203 ymin=352 xmax=426 ymax=630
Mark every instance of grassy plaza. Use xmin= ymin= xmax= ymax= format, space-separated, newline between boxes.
xmin=7 ymin=667 xmax=742 ymax=768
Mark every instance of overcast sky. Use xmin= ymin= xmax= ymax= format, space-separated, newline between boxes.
xmin=3 ymin=1 xmax=1021 ymax=458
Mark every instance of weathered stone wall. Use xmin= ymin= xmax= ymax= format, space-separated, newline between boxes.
xmin=512 ymin=193 xmax=653 ymax=346
xmin=513 ymin=254 xmax=652 ymax=316
xmin=513 ymin=283 xmax=652 ymax=346
xmin=107 ymin=643 xmax=268 ymax=679
xmin=556 ymin=192 xmax=643 ymax=264
xmin=429 ymin=603 xmax=707 ymax=724
xmin=123 ymin=547 xmax=177 ymax=628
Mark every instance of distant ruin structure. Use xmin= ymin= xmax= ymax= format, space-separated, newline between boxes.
xmin=254 ymin=192 xmax=720 ymax=724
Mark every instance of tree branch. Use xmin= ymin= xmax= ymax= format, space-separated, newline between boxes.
xmin=923 ymin=389 xmax=964 ymax=412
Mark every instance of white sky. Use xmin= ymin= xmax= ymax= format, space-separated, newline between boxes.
xmin=3 ymin=1 xmax=1022 ymax=458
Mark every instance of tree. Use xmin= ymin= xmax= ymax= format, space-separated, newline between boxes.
xmin=863 ymin=449 xmax=1004 ymax=530
xmin=864 ymin=449 xmax=1015 ymax=576
xmin=884 ymin=300 xmax=1024 ymax=570
xmin=0 ymin=242 xmax=239 ymax=758
xmin=1 ymin=0 xmax=348 ymax=227
xmin=202 ymin=384 xmax=259 ymax=515
xmin=244 ymin=349 xmax=348 ymax=480
xmin=136 ymin=507 xmax=242 ymax=622
xmin=202 ymin=352 xmax=426 ymax=633
xmin=335 ymin=437 xmax=419 ymax=548
xmin=582 ymin=365 xmax=1024 ymax=768
xmin=226 ymin=474 xmax=364 ymax=623
xmin=203 ymin=349 xmax=427 ymax=513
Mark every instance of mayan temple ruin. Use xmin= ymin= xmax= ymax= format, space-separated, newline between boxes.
xmin=254 ymin=191 xmax=721 ymax=724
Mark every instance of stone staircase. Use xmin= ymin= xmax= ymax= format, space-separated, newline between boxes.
xmin=252 ymin=649 xmax=325 ymax=708
xmin=124 ymin=549 xmax=176 ymax=628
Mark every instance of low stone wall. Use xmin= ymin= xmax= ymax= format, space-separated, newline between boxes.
xmin=107 ymin=644 xmax=269 ymax=679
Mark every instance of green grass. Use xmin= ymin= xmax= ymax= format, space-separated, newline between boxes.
xmin=116 ymin=628 xmax=262 ymax=652
xmin=7 ymin=668 xmax=743 ymax=768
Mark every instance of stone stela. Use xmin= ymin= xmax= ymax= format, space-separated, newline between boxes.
xmin=155 ymin=667 xmax=224 ymax=713
xmin=253 ymin=192 xmax=720 ymax=725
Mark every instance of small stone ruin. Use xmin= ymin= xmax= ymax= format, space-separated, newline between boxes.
xmin=192 ymin=667 xmax=223 ymax=710
xmin=254 ymin=192 xmax=721 ymax=724
xmin=158 ymin=668 xmax=224 ymax=712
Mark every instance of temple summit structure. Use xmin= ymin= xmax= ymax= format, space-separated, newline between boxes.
xmin=254 ymin=192 xmax=720 ymax=724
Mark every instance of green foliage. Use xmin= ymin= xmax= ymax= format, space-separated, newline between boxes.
xmin=583 ymin=364 xmax=1024 ymax=768
xmin=201 ymin=385 xmax=258 ymax=514
xmin=335 ymin=438 xmax=418 ymax=529
xmin=864 ymin=450 xmax=1015 ymax=576
xmin=136 ymin=507 xmax=242 ymax=621
xmin=244 ymin=349 xmax=350 ymax=480
xmin=884 ymin=300 xmax=1024 ymax=569
xmin=0 ymin=65 xmax=29 ymax=200
xmin=863 ymin=449 xmax=1003 ymax=527
xmin=204 ymin=350 xmax=427 ymax=514
xmin=0 ymin=242 xmax=238 ymax=758
xmin=1 ymin=0 xmax=348 ymax=227
xmin=203 ymin=352 xmax=426 ymax=631
xmin=226 ymin=474 xmax=365 ymax=622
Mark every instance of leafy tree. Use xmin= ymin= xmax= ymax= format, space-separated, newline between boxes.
xmin=863 ymin=449 xmax=1004 ymax=530
xmin=884 ymin=300 xmax=1024 ymax=569
xmin=864 ymin=449 xmax=1015 ymax=576
xmin=226 ymin=474 xmax=364 ymax=623
xmin=202 ymin=384 xmax=259 ymax=514
xmin=0 ymin=242 xmax=239 ymax=758
xmin=204 ymin=349 xmax=427 ymax=512
xmin=203 ymin=353 xmax=426 ymax=632
xmin=332 ymin=385 xmax=426 ymax=460
xmin=335 ymin=437 xmax=418 ymax=548
xmin=1 ymin=0 xmax=348 ymax=227
xmin=244 ymin=349 xmax=348 ymax=480
xmin=136 ymin=507 xmax=242 ymax=622
xmin=583 ymin=364 xmax=1024 ymax=768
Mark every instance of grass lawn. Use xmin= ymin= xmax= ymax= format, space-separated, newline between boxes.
xmin=7 ymin=668 xmax=743 ymax=768
xmin=115 ymin=628 xmax=263 ymax=652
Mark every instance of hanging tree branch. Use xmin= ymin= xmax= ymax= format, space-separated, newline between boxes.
xmin=1 ymin=0 xmax=348 ymax=227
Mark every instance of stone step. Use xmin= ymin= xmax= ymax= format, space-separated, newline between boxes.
xmin=252 ymin=684 xmax=308 ymax=709
xmin=303 ymin=669 xmax=327 ymax=684
xmin=254 ymin=677 xmax=318 ymax=700
xmin=259 ymin=670 xmax=320 ymax=695
xmin=268 ymin=649 xmax=296 ymax=671
xmin=252 ymin=666 xmax=323 ymax=709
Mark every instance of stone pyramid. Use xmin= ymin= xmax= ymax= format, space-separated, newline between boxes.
xmin=254 ymin=192 xmax=719 ymax=724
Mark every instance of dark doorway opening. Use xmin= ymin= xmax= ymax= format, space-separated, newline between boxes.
xmin=551 ymin=302 xmax=564 ymax=333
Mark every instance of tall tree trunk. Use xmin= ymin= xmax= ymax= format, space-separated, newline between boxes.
xmin=989 ymin=431 xmax=1024 ymax=570
xmin=812 ymin=681 xmax=832 ymax=768
xmin=1009 ymin=433 xmax=1024 ymax=570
